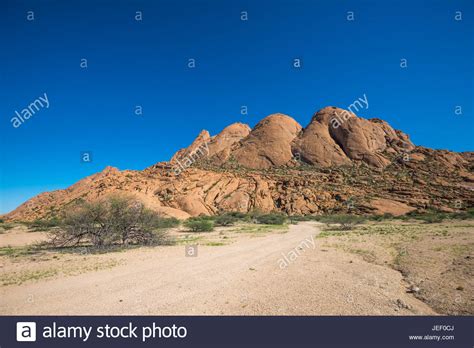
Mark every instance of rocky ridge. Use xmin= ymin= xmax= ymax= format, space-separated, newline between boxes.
xmin=4 ymin=107 xmax=473 ymax=221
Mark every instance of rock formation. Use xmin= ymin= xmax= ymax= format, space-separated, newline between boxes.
xmin=3 ymin=107 xmax=473 ymax=221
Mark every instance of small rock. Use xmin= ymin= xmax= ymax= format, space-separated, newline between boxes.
xmin=407 ymin=285 xmax=420 ymax=293
xmin=456 ymin=286 xmax=464 ymax=291
xmin=396 ymin=299 xmax=411 ymax=310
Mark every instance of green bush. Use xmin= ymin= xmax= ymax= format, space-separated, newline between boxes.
xmin=288 ymin=215 xmax=324 ymax=223
xmin=255 ymin=213 xmax=286 ymax=225
xmin=418 ymin=214 xmax=445 ymax=224
xmin=184 ymin=219 xmax=214 ymax=232
xmin=445 ymin=208 xmax=474 ymax=220
xmin=319 ymin=214 xmax=366 ymax=230
xmin=400 ymin=208 xmax=474 ymax=222
xmin=224 ymin=211 xmax=249 ymax=219
xmin=370 ymin=213 xmax=394 ymax=221
xmin=214 ymin=214 xmax=238 ymax=226
xmin=288 ymin=215 xmax=311 ymax=223
xmin=153 ymin=217 xmax=180 ymax=229
xmin=189 ymin=215 xmax=214 ymax=221
xmin=402 ymin=210 xmax=446 ymax=223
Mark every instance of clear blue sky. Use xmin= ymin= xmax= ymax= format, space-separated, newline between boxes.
xmin=1 ymin=0 xmax=473 ymax=214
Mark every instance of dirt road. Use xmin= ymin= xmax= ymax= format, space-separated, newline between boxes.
xmin=0 ymin=222 xmax=435 ymax=315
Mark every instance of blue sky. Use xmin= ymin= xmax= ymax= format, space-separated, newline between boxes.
xmin=1 ymin=0 xmax=473 ymax=214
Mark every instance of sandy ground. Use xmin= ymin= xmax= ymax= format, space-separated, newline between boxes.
xmin=397 ymin=228 xmax=473 ymax=315
xmin=0 ymin=225 xmax=48 ymax=247
xmin=0 ymin=222 xmax=435 ymax=315
xmin=318 ymin=220 xmax=474 ymax=315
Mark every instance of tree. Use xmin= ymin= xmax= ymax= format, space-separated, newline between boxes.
xmin=49 ymin=195 xmax=167 ymax=247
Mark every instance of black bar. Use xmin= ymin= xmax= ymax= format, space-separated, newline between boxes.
xmin=1 ymin=316 xmax=472 ymax=347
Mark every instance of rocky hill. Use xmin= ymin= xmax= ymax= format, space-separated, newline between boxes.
xmin=4 ymin=107 xmax=473 ymax=221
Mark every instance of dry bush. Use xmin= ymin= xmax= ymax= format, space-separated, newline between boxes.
xmin=49 ymin=195 xmax=168 ymax=247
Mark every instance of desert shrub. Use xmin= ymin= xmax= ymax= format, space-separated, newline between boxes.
xmin=0 ymin=218 xmax=4 ymax=223
xmin=383 ymin=213 xmax=394 ymax=219
xmin=319 ymin=214 xmax=366 ymax=230
xmin=445 ymin=208 xmax=474 ymax=220
xmin=400 ymin=208 xmax=474 ymax=222
xmin=247 ymin=209 xmax=264 ymax=219
xmin=467 ymin=208 xmax=474 ymax=217
xmin=187 ymin=215 xmax=214 ymax=222
xmin=417 ymin=214 xmax=445 ymax=224
xmin=220 ymin=211 xmax=251 ymax=222
xmin=27 ymin=218 xmax=61 ymax=231
xmin=403 ymin=210 xmax=447 ymax=223
xmin=370 ymin=215 xmax=384 ymax=222
xmin=214 ymin=214 xmax=238 ymax=226
xmin=288 ymin=215 xmax=311 ymax=223
xmin=0 ymin=222 xmax=15 ymax=231
xmin=213 ymin=211 xmax=252 ymax=226
xmin=255 ymin=213 xmax=286 ymax=225
xmin=49 ymin=195 xmax=167 ymax=247
xmin=288 ymin=215 xmax=323 ymax=223
xmin=153 ymin=217 xmax=180 ymax=229
xmin=184 ymin=219 xmax=214 ymax=232
xmin=370 ymin=213 xmax=394 ymax=222
xmin=225 ymin=211 xmax=248 ymax=219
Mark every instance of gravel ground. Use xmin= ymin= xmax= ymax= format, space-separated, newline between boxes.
xmin=0 ymin=222 xmax=435 ymax=315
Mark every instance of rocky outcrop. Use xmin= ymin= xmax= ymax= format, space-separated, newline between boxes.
xmin=170 ymin=130 xmax=211 ymax=164
xmin=292 ymin=107 xmax=415 ymax=168
xmin=230 ymin=114 xmax=302 ymax=169
xmin=207 ymin=122 xmax=251 ymax=156
xmin=292 ymin=108 xmax=351 ymax=166
xmin=180 ymin=107 xmax=417 ymax=170
xmin=3 ymin=107 xmax=473 ymax=221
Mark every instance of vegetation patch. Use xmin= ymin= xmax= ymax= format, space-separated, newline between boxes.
xmin=173 ymin=235 xmax=202 ymax=245
xmin=47 ymin=195 xmax=170 ymax=248
xmin=153 ymin=217 xmax=180 ymax=229
xmin=254 ymin=213 xmax=287 ymax=225
xmin=25 ymin=218 xmax=61 ymax=231
xmin=0 ymin=222 xmax=16 ymax=232
xmin=183 ymin=219 xmax=214 ymax=232
xmin=214 ymin=213 xmax=239 ymax=226
xmin=1 ymin=259 xmax=121 ymax=286
xmin=1 ymin=269 xmax=59 ymax=286
xmin=233 ymin=224 xmax=288 ymax=235
xmin=0 ymin=246 xmax=40 ymax=258
xmin=319 ymin=214 xmax=366 ymax=231
xmin=205 ymin=242 xmax=226 ymax=246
